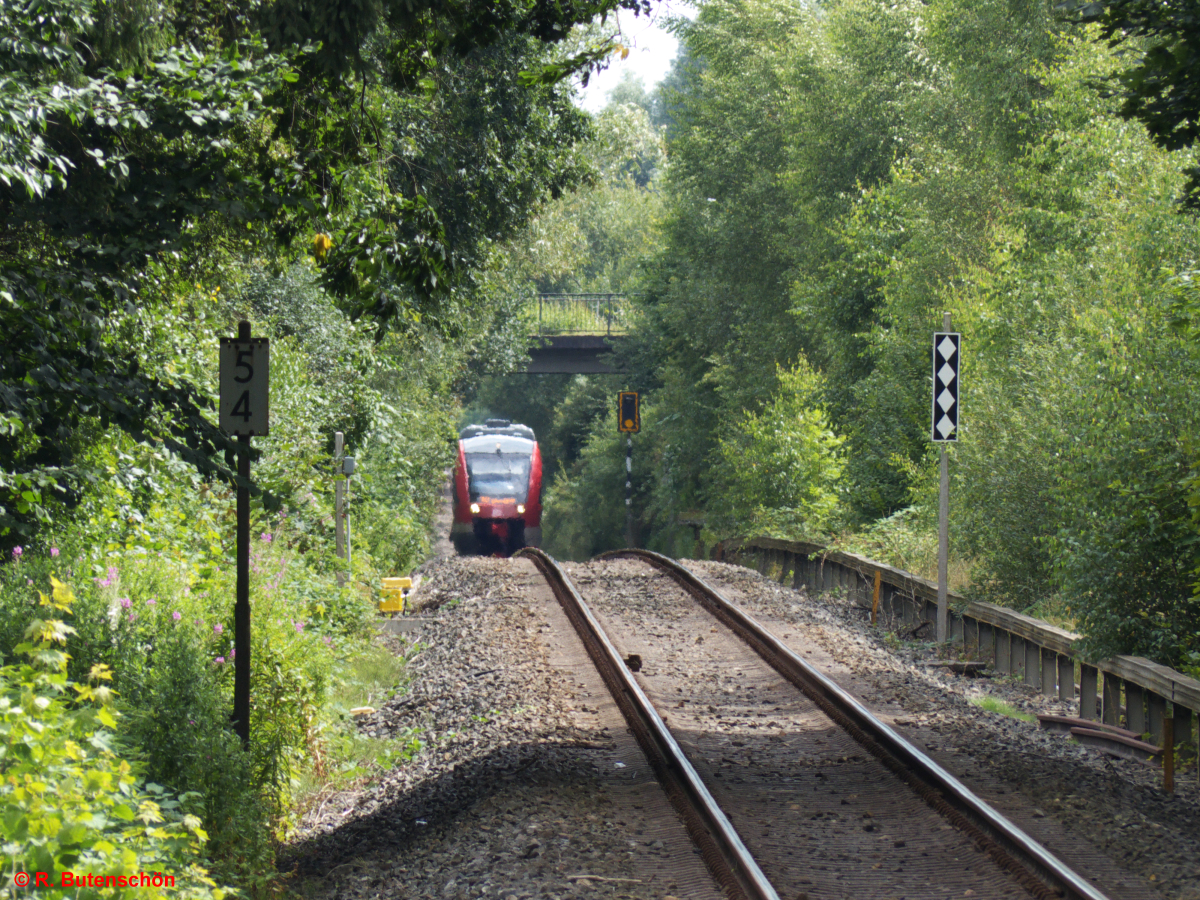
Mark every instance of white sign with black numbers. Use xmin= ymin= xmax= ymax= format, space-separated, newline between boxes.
xmin=932 ymin=332 xmax=960 ymax=442
xmin=219 ymin=338 xmax=270 ymax=436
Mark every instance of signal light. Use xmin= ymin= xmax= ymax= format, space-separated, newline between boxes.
xmin=618 ymin=391 xmax=640 ymax=433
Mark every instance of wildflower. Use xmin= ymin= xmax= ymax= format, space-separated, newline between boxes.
xmin=323 ymin=635 xmax=332 ymax=647
xmin=172 ymin=611 xmax=182 ymax=621
xmin=119 ymin=598 xmax=132 ymax=609
xmin=214 ymin=656 xmax=225 ymax=665
xmin=293 ymin=620 xmax=305 ymax=633
xmin=128 ymin=613 xmax=136 ymax=622
xmin=230 ymin=649 xmax=236 ymax=660
xmin=50 ymin=547 xmax=59 ymax=558
xmin=11 ymin=547 xmax=21 ymax=559
xmin=213 ymin=623 xmax=223 ymax=635
xmin=26 ymin=578 xmax=33 ymax=586
xmin=261 ymin=533 xmax=272 ymax=543
xmin=146 ymin=598 xmax=156 ymax=606
xmin=107 ymin=566 xmax=118 ymax=581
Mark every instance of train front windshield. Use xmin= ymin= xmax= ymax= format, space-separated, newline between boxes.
xmin=465 ymin=442 xmax=532 ymax=502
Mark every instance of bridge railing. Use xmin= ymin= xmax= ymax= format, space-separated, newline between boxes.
xmin=715 ymin=536 xmax=1200 ymax=760
xmin=527 ymin=293 xmax=633 ymax=335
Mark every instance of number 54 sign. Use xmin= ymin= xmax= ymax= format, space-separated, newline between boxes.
xmin=219 ymin=336 xmax=270 ymax=436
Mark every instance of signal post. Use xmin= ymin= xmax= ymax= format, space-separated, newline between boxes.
xmin=618 ymin=391 xmax=640 ymax=548
xmin=932 ymin=313 xmax=960 ymax=644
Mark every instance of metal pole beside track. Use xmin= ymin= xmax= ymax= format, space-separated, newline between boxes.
xmin=626 ymin=435 xmax=633 ymax=548
xmin=937 ymin=311 xmax=951 ymax=644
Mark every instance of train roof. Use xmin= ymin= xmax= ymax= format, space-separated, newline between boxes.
xmin=459 ymin=419 xmax=536 ymax=441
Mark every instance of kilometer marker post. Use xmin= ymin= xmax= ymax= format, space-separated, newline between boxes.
xmin=220 ymin=320 xmax=269 ymax=748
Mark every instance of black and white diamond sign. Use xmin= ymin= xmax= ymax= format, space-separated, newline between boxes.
xmin=932 ymin=332 xmax=960 ymax=442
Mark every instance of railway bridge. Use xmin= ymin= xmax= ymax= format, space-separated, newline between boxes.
xmin=521 ymin=293 xmax=629 ymax=374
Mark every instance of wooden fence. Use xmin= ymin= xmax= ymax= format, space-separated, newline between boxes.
xmin=715 ymin=537 xmax=1200 ymax=755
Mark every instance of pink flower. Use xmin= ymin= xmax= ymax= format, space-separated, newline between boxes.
xmin=293 ymin=620 xmax=304 ymax=633
xmin=229 ymin=649 xmax=236 ymax=660
xmin=50 ymin=547 xmax=59 ymax=558
xmin=128 ymin=613 xmax=136 ymax=622
xmin=11 ymin=547 xmax=22 ymax=559
xmin=26 ymin=578 xmax=33 ymax=586
xmin=213 ymin=623 xmax=223 ymax=635
xmin=214 ymin=656 xmax=225 ymax=665
xmin=119 ymin=597 xmax=132 ymax=609
xmin=146 ymin=599 xmax=156 ymax=606
xmin=172 ymin=611 xmax=182 ymax=621
xmin=260 ymin=533 xmax=272 ymax=543
xmin=97 ymin=577 xmax=111 ymax=587
xmin=323 ymin=636 xmax=332 ymax=647
xmin=107 ymin=566 xmax=118 ymax=581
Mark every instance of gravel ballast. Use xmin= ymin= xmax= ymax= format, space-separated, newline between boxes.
xmin=282 ymin=554 xmax=1199 ymax=900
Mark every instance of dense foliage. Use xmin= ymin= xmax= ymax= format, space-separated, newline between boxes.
xmin=0 ymin=0 xmax=652 ymax=542
xmin=506 ymin=0 xmax=1200 ymax=669
xmin=0 ymin=0 xmax=659 ymax=890
xmin=1 ymin=577 xmax=228 ymax=899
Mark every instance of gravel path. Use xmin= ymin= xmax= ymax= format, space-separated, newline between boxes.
xmin=281 ymin=555 xmax=1199 ymax=900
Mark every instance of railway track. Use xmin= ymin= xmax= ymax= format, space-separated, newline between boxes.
xmin=517 ymin=547 xmax=1115 ymax=900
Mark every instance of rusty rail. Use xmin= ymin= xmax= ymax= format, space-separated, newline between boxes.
xmin=605 ymin=548 xmax=1114 ymax=900
xmin=514 ymin=547 xmax=778 ymax=900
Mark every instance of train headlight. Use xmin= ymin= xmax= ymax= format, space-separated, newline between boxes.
xmin=470 ymin=503 xmax=480 ymax=514
xmin=517 ymin=504 xmax=525 ymax=515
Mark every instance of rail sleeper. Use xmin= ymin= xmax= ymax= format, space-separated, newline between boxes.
xmin=716 ymin=537 xmax=1200 ymax=766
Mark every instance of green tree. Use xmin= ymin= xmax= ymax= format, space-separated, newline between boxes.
xmin=0 ymin=0 xmax=658 ymax=542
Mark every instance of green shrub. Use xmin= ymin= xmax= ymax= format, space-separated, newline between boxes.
xmin=0 ymin=578 xmax=229 ymax=899
xmin=120 ymin=624 xmax=272 ymax=887
xmin=707 ymin=362 xmax=845 ymax=540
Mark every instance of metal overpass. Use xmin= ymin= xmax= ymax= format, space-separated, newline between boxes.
xmin=520 ymin=293 xmax=631 ymax=374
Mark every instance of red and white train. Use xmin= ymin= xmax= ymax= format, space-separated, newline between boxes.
xmin=450 ymin=419 xmax=543 ymax=556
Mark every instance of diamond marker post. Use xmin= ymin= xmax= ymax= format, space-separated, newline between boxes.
xmin=932 ymin=335 xmax=960 ymax=443
xmin=932 ymin=317 xmax=960 ymax=643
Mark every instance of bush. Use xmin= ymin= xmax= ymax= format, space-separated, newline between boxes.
xmin=1046 ymin=320 xmax=1200 ymax=666
xmin=706 ymin=362 xmax=845 ymax=540
xmin=0 ymin=578 xmax=229 ymax=900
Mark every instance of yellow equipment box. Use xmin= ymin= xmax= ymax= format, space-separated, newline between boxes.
xmin=379 ymin=577 xmax=412 ymax=614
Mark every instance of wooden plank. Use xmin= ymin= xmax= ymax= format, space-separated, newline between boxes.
xmin=1024 ymin=640 xmax=1040 ymax=689
xmin=1080 ymin=665 xmax=1098 ymax=720
xmin=996 ymin=630 xmax=1012 ymax=674
xmin=1095 ymin=655 xmax=1200 ymax=714
xmin=1058 ymin=655 xmax=1074 ymax=701
xmin=1173 ymin=705 xmax=1195 ymax=750
xmin=1126 ymin=682 xmax=1146 ymax=735
xmin=1103 ymin=674 xmax=1120 ymax=727
xmin=979 ymin=622 xmax=995 ymax=663
xmin=735 ymin=537 xmax=1200 ymax=716
xmin=1012 ymin=636 xmax=1026 ymax=680
xmin=1041 ymin=647 xmax=1056 ymax=695
xmin=963 ymin=601 xmax=1079 ymax=656
xmin=1148 ymin=692 xmax=1167 ymax=746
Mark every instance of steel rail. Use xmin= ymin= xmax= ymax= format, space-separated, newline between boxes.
xmin=605 ymin=548 xmax=1113 ymax=900
xmin=514 ymin=547 xmax=779 ymax=900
